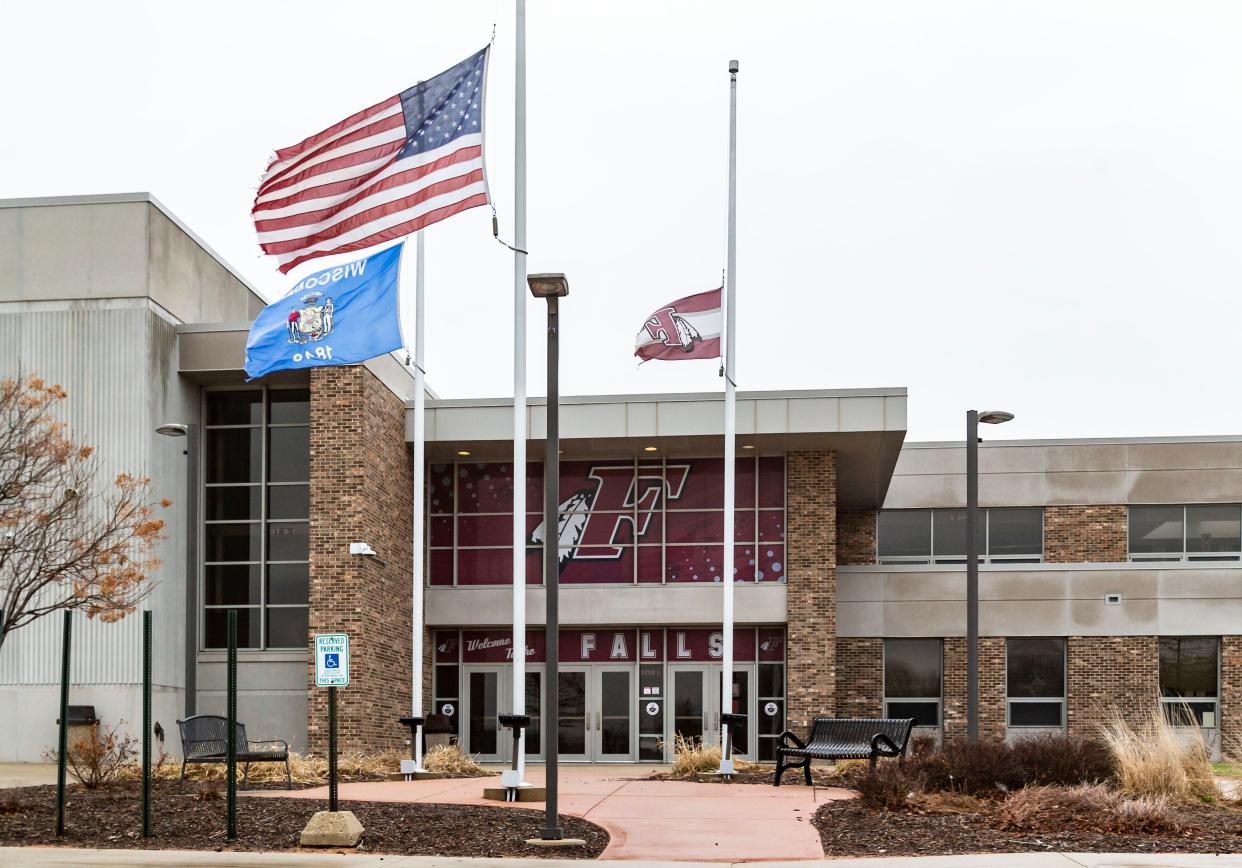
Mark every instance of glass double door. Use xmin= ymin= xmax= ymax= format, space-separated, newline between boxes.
xmin=462 ymin=667 xmax=543 ymax=763
xmin=668 ymin=664 xmax=755 ymax=760
xmin=556 ymin=665 xmax=635 ymax=762
xmin=462 ymin=664 xmax=635 ymax=762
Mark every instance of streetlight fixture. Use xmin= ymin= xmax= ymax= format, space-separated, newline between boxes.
xmin=156 ymin=421 xmax=198 ymax=716
xmin=966 ymin=408 xmax=1013 ymax=741
xmin=528 ymin=272 xmax=568 ymax=842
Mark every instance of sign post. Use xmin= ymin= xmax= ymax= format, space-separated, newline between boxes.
xmin=301 ymin=633 xmax=363 ymax=848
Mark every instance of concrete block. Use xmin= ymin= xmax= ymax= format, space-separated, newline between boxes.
xmin=299 ymin=810 xmax=364 ymax=847
xmin=483 ymin=785 xmax=547 ymax=802
xmin=524 ymin=837 xmax=588 ymax=848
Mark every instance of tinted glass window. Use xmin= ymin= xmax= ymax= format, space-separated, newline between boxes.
xmin=1010 ymin=701 xmax=1063 ymax=727
xmin=203 ymin=564 xmax=261 ymax=606
xmin=205 ymin=486 xmax=261 ymax=521
xmin=268 ymin=389 xmax=310 ymax=424
xmin=886 ymin=700 xmax=939 ymax=727
xmin=268 ymin=427 xmax=310 ymax=482
xmin=933 ymin=510 xmax=967 ymax=560
xmin=205 ymin=429 xmax=262 ymax=483
xmin=1160 ymin=637 xmax=1218 ymax=698
xmin=1130 ymin=506 xmax=1184 ymax=554
xmin=989 ymin=508 xmax=1043 ymax=557
xmin=878 ymin=511 xmax=931 ymax=559
xmin=1186 ymin=506 xmax=1241 ymax=554
xmin=269 ymin=484 xmax=309 ymax=520
xmin=204 ymin=608 xmax=261 ymax=649
xmin=266 ymin=607 xmax=309 ymax=649
xmin=885 ymin=639 xmax=941 ymax=698
xmin=1007 ymin=638 xmax=1065 ymax=698
xmin=206 ymin=391 xmax=262 ymax=426
xmin=267 ymin=563 xmax=309 ymax=605
xmin=268 ymin=522 xmax=308 ymax=561
xmin=205 ymin=523 xmax=261 ymax=562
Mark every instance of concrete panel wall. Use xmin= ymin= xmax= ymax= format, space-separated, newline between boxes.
xmin=198 ymin=654 xmax=309 ymax=754
xmin=886 ymin=438 xmax=1242 ymax=508
xmin=839 ymin=564 xmax=1242 ymax=637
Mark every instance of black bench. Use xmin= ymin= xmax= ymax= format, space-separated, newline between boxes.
xmin=774 ymin=717 xmax=914 ymax=786
xmin=176 ymin=714 xmax=291 ymax=789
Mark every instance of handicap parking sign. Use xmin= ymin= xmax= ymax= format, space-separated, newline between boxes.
xmin=315 ymin=634 xmax=349 ymax=687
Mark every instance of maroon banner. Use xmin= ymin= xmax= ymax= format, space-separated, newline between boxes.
xmin=558 ymin=629 xmax=638 ymax=663
xmin=638 ymin=629 xmax=665 ymax=661
xmin=434 ymin=630 xmax=459 ymax=662
xmin=668 ymin=628 xmax=756 ymax=662
xmin=757 ymin=627 xmax=786 ymax=661
xmin=460 ymin=629 xmax=546 ymax=663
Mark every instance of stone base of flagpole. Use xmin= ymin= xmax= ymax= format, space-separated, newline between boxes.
xmin=523 ymin=837 xmax=587 ymax=848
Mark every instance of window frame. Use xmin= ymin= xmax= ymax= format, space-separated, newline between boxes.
xmin=882 ymin=638 xmax=943 ymax=728
xmin=1005 ymin=637 xmax=1067 ymax=729
xmin=878 ymin=508 xmax=1044 ymax=565
xmin=202 ymin=385 xmax=310 ymax=651
xmin=1128 ymin=504 xmax=1242 ymax=563
xmin=1159 ymin=636 xmax=1221 ymax=729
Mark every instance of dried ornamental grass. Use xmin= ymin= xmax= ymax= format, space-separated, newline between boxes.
xmin=1100 ymin=706 xmax=1218 ymax=802
xmin=666 ymin=734 xmax=763 ymax=777
xmin=421 ymin=744 xmax=493 ymax=777
xmin=129 ymin=749 xmax=403 ymax=785
xmin=995 ymin=783 xmax=1187 ymax=836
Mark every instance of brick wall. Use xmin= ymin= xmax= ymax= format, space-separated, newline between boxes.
xmin=836 ymin=638 xmax=883 ymax=718
xmin=837 ymin=509 xmax=876 ymax=565
xmin=1044 ymin=505 xmax=1127 ymax=563
xmin=943 ymin=636 xmax=1006 ymax=741
xmin=785 ymin=451 xmax=836 ymax=732
xmin=307 ymin=366 xmax=413 ymax=754
xmin=1222 ymin=637 xmax=1242 ymax=760
xmin=1066 ymin=635 xmax=1157 ymax=739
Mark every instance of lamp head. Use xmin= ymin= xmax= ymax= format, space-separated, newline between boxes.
xmin=978 ymin=410 xmax=1014 ymax=425
xmin=155 ymin=423 xmax=189 ymax=438
xmin=527 ymin=273 xmax=569 ymax=298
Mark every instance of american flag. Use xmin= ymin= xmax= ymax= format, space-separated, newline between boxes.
xmin=253 ymin=47 xmax=490 ymax=274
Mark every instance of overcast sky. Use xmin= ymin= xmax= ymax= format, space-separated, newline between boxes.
xmin=3 ymin=1 xmax=1241 ymax=441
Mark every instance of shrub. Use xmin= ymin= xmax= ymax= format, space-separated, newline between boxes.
xmin=913 ymin=738 xmax=1026 ymax=795
xmin=45 ymin=722 xmax=138 ymax=789
xmin=995 ymin=784 xmax=1187 ymax=836
xmin=1010 ymin=733 xmax=1115 ymax=786
xmin=855 ymin=762 xmax=924 ymax=810
xmin=1100 ymin=707 xmax=1217 ymax=802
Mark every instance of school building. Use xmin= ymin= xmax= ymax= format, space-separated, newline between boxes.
xmin=0 ymin=193 xmax=1237 ymax=763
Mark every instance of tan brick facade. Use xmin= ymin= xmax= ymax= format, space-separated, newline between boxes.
xmin=835 ymin=637 xmax=883 ymax=718
xmin=1044 ymin=505 xmax=1127 ymax=563
xmin=1066 ymin=635 xmax=1158 ymax=739
xmin=785 ymin=451 xmax=836 ymax=732
xmin=1222 ymin=636 xmax=1242 ymax=760
xmin=307 ymin=366 xmax=413 ymax=754
xmin=837 ymin=509 xmax=876 ymax=565
xmin=943 ymin=636 xmax=1006 ymax=741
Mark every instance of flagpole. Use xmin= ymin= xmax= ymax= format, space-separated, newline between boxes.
xmin=411 ymin=230 xmax=427 ymax=771
xmin=512 ymin=0 xmax=529 ymax=783
xmin=718 ymin=59 xmax=739 ymax=775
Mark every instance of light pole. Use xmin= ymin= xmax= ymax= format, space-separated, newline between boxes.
xmin=528 ymin=272 xmax=569 ymax=842
xmin=156 ymin=422 xmax=198 ymax=716
xmin=965 ymin=409 xmax=1013 ymax=742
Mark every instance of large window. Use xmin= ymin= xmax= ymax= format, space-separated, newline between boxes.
xmin=878 ymin=508 xmax=1043 ymax=564
xmin=428 ymin=456 xmax=785 ymax=585
xmin=1006 ymin=638 xmax=1065 ymax=728
xmin=1129 ymin=505 xmax=1242 ymax=562
xmin=203 ymin=388 xmax=310 ymax=649
xmin=1160 ymin=637 xmax=1219 ymax=728
xmin=884 ymin=639 xmax=942 ymax=727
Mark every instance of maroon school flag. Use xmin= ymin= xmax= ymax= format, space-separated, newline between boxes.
xmin=633 ymin=287 xmax=722 ymax=362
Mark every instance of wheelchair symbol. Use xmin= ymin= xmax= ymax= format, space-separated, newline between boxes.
xmin=324 ymin=653 xmax=340 ymax=669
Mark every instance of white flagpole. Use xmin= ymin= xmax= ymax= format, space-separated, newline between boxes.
xmin=410 ymin=230 xmax=427 ymax=772
xmin=719 ymin=59 xmax=739 ymax=775
xmin=512 ymin=0 xmax=529 ymax=782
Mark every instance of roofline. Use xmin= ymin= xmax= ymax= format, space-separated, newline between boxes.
xmin=0 ymin=192 xmax=269 ymax=306
xmin=904 ymin=434 xmax=1242 ymax=448
xmin=420 ymin=386 xmax=908 ymax=410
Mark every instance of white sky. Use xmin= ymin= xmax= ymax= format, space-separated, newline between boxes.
xmin=3 ymin=1 xmax=1241 ymax=441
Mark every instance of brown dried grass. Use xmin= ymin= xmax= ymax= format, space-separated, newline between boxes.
xmin=667 ymin=734 xmax=763 ymax=777
xmin=1099 ymin=706 xmax=1218 ymax=803
xmin=421 ymin=744 xmax=492 ymax=777
xmin=119 ymin=750 xmax=402 ymax=786
xmin=995 ymin=783 xmax=1188 ymax=836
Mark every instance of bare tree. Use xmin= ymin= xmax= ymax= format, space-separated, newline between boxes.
xmin=0 ymin=375 xmax=167 ymax=651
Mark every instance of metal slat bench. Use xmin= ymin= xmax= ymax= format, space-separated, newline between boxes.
xmin=176 ymin=714 xmax=292 ymax=790
xmin=774 ymin=717 xmax=914 ymax=786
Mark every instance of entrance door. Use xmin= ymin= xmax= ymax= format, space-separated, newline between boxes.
xmin=463 ymin=667 xmax=545 ymax=763
xmin=556 ymin=667 xmax=591 ymax=762
xmin=463 ymin=666 xmax=504 ymax=762
xmin=596 ymin=666 xmax=635 ymax=761
xmin=669 ymin=666 xmax=710 ymax=749
xmin=722 ymin=665 xmax=755 ymax=760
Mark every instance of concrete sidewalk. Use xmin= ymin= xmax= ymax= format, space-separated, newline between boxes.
xmin=6 ymin=847 xmax=1242 ymax=866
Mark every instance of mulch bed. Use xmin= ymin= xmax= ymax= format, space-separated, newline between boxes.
xmin=0 ymin=781 xmax=608 ymax=858
xmin=814 ymin=798 xmax=1242 ymax=857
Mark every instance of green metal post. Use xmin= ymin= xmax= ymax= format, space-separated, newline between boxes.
xmin=226 ymin=609 xmax=237 ymax=840
xmin=56 ymin=610 xmax=72 ymax=836
xmin=328 ymin=686 xmax=338 ymax=812
xmin=142 ymin=610 xmax=152 ymax=837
